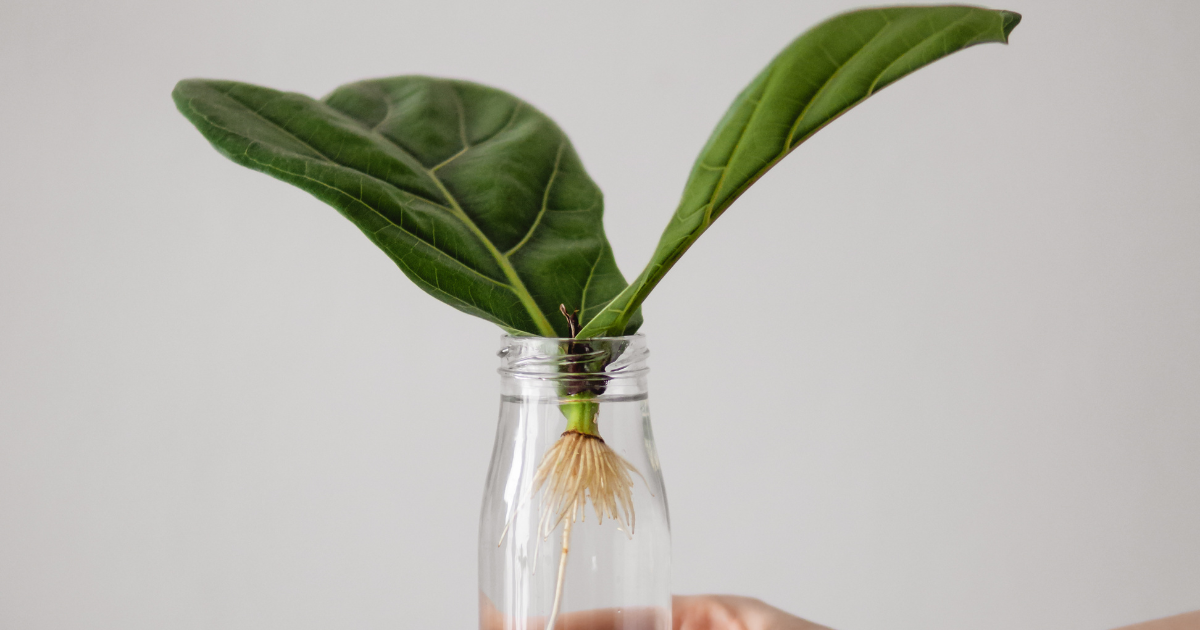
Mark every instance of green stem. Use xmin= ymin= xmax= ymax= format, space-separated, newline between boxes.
xmin=560 ymin=392 xmax=599 ymax=436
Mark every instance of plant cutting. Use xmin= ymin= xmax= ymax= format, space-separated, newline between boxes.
xmin=173 ymin=5 xmax=1020 ymax=628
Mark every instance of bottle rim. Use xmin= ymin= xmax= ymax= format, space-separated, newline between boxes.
xmin=497 ymin=333 xmax=649 ymax=380
xmin=499 ymin=333 xmax=645 ymax=343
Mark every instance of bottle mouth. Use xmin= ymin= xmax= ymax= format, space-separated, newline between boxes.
xmin=497 ymin=334 xmax=649 ymax=380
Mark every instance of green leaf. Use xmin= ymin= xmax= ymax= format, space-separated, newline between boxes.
xmin=173 ymin=76 xmax=639 ymax=337
xmin=577 ymin=5 xmax=1020 ymax=338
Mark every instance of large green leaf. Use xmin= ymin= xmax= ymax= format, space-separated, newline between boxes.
xmin=577 ymin=5 xmax=1020 ymax=338
xmin=173 ymin=77 xmax=639 ymax=337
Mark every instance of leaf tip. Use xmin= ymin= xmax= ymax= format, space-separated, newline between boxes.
xmin=171 ymin=78 xmax=198 ymax=97
xmin=171 ymin=78 xmax=207 ymax=112
xmin=999 ymin=10 xmax=1022 ymax=41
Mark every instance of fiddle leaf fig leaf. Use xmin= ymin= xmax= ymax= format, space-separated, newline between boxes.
xmin=173 ymin=77 xmax=638 ymax=337
xmin=577 ymin=5 xmax=1020 ymax=338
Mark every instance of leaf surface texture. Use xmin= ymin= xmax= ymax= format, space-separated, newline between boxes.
xmin=174 ymin=77 xmax=638 ymax=337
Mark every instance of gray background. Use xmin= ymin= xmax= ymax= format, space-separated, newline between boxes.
xmin=1 ymin=0 xmax=1197 ymax=628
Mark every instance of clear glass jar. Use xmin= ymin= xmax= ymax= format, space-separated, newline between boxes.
xmin=479 ymin=335 xmax=670 ymax=630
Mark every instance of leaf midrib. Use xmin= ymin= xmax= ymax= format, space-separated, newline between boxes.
xmin=421 ymin=160 xmax=558 ymax=336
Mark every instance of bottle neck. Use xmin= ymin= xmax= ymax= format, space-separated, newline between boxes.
xmin=497 ymin=334 xmax=649 ymax=403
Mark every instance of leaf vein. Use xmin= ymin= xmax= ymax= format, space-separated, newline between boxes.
xmin=866 ymin=12 xmax=977 ymax=95
xmin=784 ymin=19 xmax=892 ymax=149
xmin=504 ymin=140 xmax=566 ymax=258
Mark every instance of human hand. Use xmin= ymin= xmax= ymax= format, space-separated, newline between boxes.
xmin=673 ymin=595 xmax=833 ymax=630
xmin=481 ymin=592 xmax=832 ymax=630
xmin=1112 ymin=610 xmax=1200 ymax=630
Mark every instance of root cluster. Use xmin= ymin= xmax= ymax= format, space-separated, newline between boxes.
xmin=531 ymin=430 xmax=641 ymax=542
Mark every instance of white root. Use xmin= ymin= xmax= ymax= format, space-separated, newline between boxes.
xmin=544 ymin=515 xmax=573 ymax=630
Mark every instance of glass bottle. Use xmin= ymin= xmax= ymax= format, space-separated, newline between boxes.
xmin=479 ymin=334 xmax=670 ymax=630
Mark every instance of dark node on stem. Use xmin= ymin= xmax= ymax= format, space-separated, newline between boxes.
xmin=559 ymin=303 xmax=606 ymax=397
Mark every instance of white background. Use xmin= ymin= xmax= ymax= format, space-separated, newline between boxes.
xmin=1 ymin=0 xmax=1197 ymax=628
